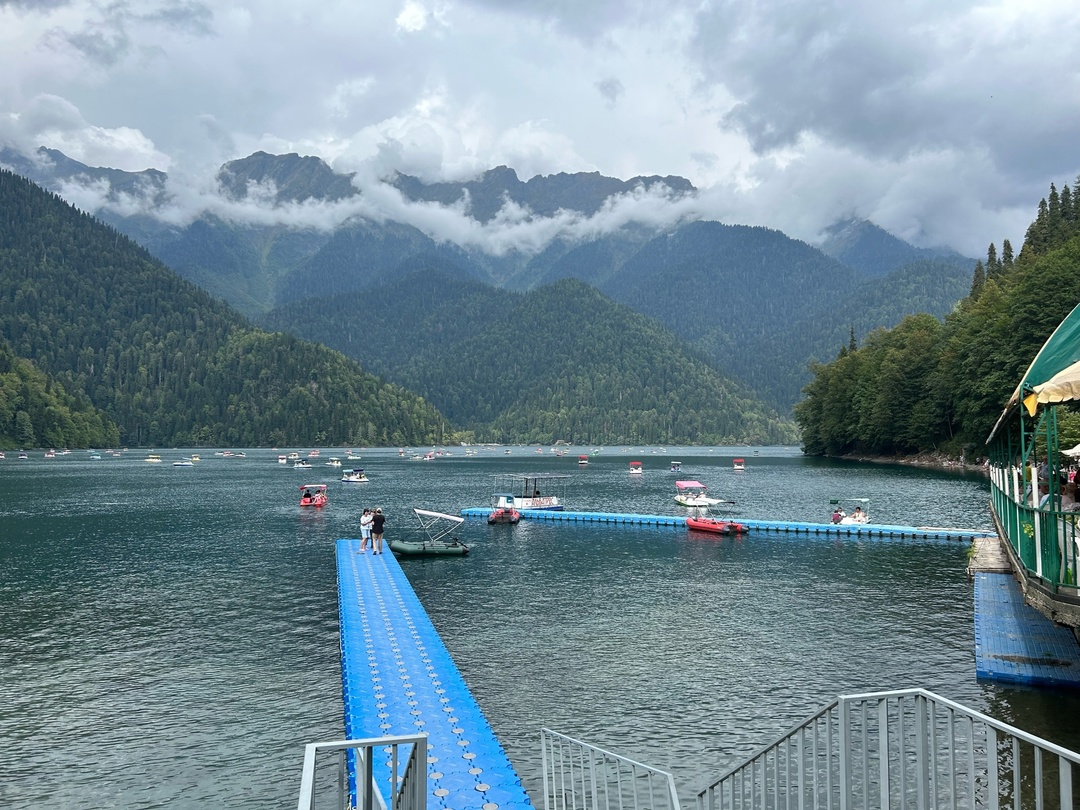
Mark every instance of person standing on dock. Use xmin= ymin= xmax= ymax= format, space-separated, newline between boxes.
xmin=359 ymin=508 xmax=373 ymax=551
xmin=372 ymin=507 xmax=386 ymax=554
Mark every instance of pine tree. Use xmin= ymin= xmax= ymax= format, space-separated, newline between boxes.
xmin=1001 ymin=239 xmax=1014 ymax=271
xmin=970 ymin=260 xmax=986 ymax=299
xmin=849 ymin=325 xmax=857 ymax=353
xmin=986 ymin=243 xmax=1001 ymax=277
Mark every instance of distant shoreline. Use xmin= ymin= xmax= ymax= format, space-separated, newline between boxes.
xmin=841 ymin=451 xmax=990 ymax=476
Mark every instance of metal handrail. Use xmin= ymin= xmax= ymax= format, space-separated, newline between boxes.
xmin=541 ymin=727 xmax=682 ymax=810
xmin=298 ymin=733 xmax=428 ymax=810
xmin=696 ymin=688 xmax=1080 ymax=810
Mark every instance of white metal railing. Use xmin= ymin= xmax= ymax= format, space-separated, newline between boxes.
xmin=541 ymin=727 xmax=682 ymax=810
xmin=696 ymin=689 xmax=1080 ymax=810
xmin=298 ymin=733 xmax=428 ymax=810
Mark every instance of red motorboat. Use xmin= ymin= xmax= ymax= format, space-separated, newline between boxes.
xmin=686 ymin=515 xmax=746 ymax=535
xmin=487 ymin=506 xmax=521 ymax=524
xmin=299 ymin=484 xmax=328 ymax=507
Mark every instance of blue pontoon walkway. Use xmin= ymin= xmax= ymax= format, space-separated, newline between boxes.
xmin=974 ymin=572 xmax=1080 ymax=687
xmin=337 ymin=539 xmax=532 ymax=810
xmin=461 ymin=508 xmax=988 ymax=541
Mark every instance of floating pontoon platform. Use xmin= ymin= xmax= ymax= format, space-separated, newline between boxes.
xmin=460 ymin=508 xmax=987 ymax=541
xmin=337 ymin=539 xmax=532 ymax=809
xmin=974 ymin=572 xmax=1080 ymax=687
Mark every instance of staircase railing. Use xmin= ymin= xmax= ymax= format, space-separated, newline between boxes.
xmin=298 ymin=733 xmax=428 ymax=810
xmin=696 ymin=688 xmax=1080 ymax=810
xmin=541 ymin=727 xmax=682 ymax=810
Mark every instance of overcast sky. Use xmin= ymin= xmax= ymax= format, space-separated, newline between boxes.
xmin=1 ymin=0 xmax=1078 ymax=258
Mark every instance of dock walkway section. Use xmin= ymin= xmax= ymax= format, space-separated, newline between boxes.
xmin=337 ymin=539 xmax=532 ymax=810
xmin=461 ymin=508 xmax=987 ymax=541
xmin=974 ymin=572 xmax=1080 ymax=687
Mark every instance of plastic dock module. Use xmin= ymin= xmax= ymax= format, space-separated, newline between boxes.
xmin=459 ymin=508 xmax=987 ymax=541
xmin=974 ymin=572 xmax=1080 ymax=687
xmin=337 ymin=539 xmax=533 ymax=810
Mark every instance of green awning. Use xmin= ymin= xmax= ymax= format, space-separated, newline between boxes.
xmin=988 ymin=302 xmax=1080 ymax=441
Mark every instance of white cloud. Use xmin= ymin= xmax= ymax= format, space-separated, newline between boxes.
xmin=0 ymin=0 xmax=1076 ymax=257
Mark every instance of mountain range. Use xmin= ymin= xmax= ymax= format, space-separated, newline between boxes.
xmin=0 ymin=145 xmax=977 ymax=445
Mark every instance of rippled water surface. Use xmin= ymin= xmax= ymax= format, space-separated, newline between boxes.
xmin=2 ymin=446 xmax=1079 ymax=808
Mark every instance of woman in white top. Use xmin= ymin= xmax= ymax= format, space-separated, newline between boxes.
xmin=359 ymin=508 xmax=374 ymax=551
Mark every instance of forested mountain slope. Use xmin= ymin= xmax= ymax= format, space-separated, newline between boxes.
xmin=796 ymin=176 xmax=1080 ymax=457
xmin=1 ymin=147 xmax=973 ymax=417
xmin=0 ymin=169 xmax=448 ymax=447
xmin=260 ymin=272 xmax=797 ymax=445
xmin=0 ymin=338 xmax=119 ymax=450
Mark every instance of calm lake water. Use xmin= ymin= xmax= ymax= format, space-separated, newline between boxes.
xmin=2 ymin=446 xmax=1080 ymax=808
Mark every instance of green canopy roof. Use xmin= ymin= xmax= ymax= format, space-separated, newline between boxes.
xmin=988 ymin=301 xmax=1080 ymax=441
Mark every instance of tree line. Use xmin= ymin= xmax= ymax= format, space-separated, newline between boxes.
xmin=796 ymin=177 xmax=1080 ymax=458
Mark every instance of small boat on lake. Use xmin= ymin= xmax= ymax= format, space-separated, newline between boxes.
xmin=629 ymin=461 xmax=643 ymax=475
xmin=578 ymin=455 xmax=589 ymax=466
xmin=492 ymin=473 xmax=570 ymax=511
xmin=326 ymin=457 xmax=342 ymax=467
xmin=145 ymin=454 xmax=162 ymax=463
xmin=674 ymin=480 xmax=728 ymax=508
xmin=687 ymin=512 xmax=747 ymax=535
xmin=173 ymin=458 xmax=194 ymax=467
xmin=300 ymin=484 xmax=328 ymax=507
xmin=341 ymin=468 xmax=369 ymax=483
xmin=670 ymin=461 xmax=682 ymax=472
xmin=733 ymin=458 xmax=745 ymax=472
xmin=830 ymin=498 xmax=871 ymax=524
xmin=293 ymin=459 xmax=312 ymax=469
xmin=278 ymin=455 xmax=288 ymax=464
xmin=487 ymin=493 xmax=520 ymax=524
xmin=390 ymin=508 xmax=470 ymax=556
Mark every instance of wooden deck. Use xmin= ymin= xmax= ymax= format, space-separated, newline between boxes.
xmin=967 ymin=534 xmax=1012 ymax=579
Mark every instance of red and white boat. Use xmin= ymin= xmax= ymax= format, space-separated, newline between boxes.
xmin=299 ymin=484 xmax=328 ymax=507
xmin=487 ymin=492 xmax=521 ymax=524
xmin=629 ymin=461 xmax=643 ymax=475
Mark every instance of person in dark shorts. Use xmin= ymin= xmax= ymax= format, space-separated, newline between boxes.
xmin=372 ymin=507 xmax=386 ymax=554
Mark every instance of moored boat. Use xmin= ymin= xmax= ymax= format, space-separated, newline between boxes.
xmin=488 ymin=493 xmax=520 ymax=524
xmin=300 ymin=484 xmax=328 ymax=507
xmin=390 ymin=508 xmax=470 ymax=556
xmin=687 ymin=512 xmax=747 ymax=535
xmin=674 ymin=480 xmax=727 ymax=508
xmin=492 ymin=473 xmax=570 ymax=511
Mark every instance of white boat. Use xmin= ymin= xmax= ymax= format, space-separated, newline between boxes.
xmin=674 ymin=480 xmax=729 ymax=508
xmin=293 ymin=460 xmax=312 ymax=469
xmin=145 ymin=454 xmax=162 ymax=463
xmin=492 ymin=473 xmax=570 ymax=511
xmin=341 ymin=468 xmax=369 ymax=483
xmin=287 ymin=452 xmax=300 ymax=462
xmin=830 ymin=498 xmax=871 ymax=525
xmin=733 ymin=458 xmax=745 ymax=472
xmin=326 ymin=457 xmax=342 ymax=467
xmin=278 ymin=455 xmax=288 ymax=464
xmin=629 ymin=461 xmax=643 ymax=475
xmin=173 ymin=459 xmax=194 ymax=467
xmin=670 ymin=461 xmax=682 ymax=472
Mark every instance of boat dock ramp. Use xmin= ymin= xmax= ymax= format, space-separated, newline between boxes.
xmin=460 ymin=507 xmax=987 ymax=541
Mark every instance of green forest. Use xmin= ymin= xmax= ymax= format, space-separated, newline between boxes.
xmin=796 ymin=178 xmax=1080 ymax=458
xmin=0 ymin=169 xmax=448 ymax=449
xmin=261 ymin=272 xmax=798 ymax=446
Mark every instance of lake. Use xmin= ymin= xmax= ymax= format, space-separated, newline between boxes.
xmin=2 ymin=446 xmax=1079 ymax=808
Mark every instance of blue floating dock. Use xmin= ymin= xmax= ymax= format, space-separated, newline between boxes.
xmin=337 ymin=539 xmax=533 ymax=809
xmin=974 ymin=572 xmax=1080 ymax=687
xmin=461 ymin=508 xmax=986 ymax=541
